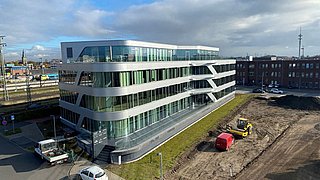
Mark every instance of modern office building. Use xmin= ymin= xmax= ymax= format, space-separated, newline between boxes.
xmin=236 ymin=56 xmax=320 ymax=89
xmin=58 ymin=40 xmax=235 ymax=164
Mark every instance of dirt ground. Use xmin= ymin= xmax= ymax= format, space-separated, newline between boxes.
xmin=236 ymin=112 xmax=320 ymax=180
xmin=167 ymin=96 xmax=320 ymax=180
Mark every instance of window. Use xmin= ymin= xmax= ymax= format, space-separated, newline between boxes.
xmin=89 ymin=172 xmax=94 ymax=178
xmin=66 ymin=47 xmax=73 ymax=58
xmin=81 ymin=170 xmax=89 ymax=176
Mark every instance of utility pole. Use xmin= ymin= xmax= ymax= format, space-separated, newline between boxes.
xmin=40 ymin=57 xmax=44 ymax=74
xmin=261 ymin=72 xmax=263 ymax=91
xmin=23 ymin=50 xmax=32 ymax=104
xmin=50 ymin=115 xmax=57 ymax=147
xmin=157 ymin=152 xmax=163 ymax=180
xmin=0 ymin=36 xmax=9 ymax=101
xmin=298 ymin=27 xmax=303 ymax=59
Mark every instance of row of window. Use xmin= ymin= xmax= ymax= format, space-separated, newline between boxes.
xmin=237 ymin=62 xmax=320 ymax=70
xmin=214 ymin=64 xmax=236 ymax=73
xmin=259 ymin=63 xmax=282 ymax=69
xmin=61 ymin=108 xmax=80 ymax=125
xmin=80 ymin=97 xmax=192 ymax=138
xmin=288 ymin=81 xmax=320 ymax=89
xmin=79 ymin=86 xmax=234 ymax=138
xmin=69 ymin=46 xmax=220 ymax=63
xmin=288 ymin=72 xmax=320 ymax=78
xmin=78 ymin=67 xmax=190 ymax=88
xmin=247 ymin=71 xmax=282 ymax=78
xmin=237 ymin=63 xmax=283 ymax=69
xmin=213 ymin=75 xmax=235 ymax=86
xmin=79 ymin=82 xmax=189 ymax=112
xmin=289 ymin=63 xmax=320 ymax=69
xmin=213 ymin=86 xmax=234 ymax=99
xmin=62 ymin=84 xmax=235 ymax=139
xmin=59 ymin=70 xmax=77 ymax=84
xmin=59 ymin=64 xmax=234 ymax=87
xmin=61 ymin=73 xmax=235 ymax=111
xmin=60 ymin=90 xmax=78 ymax=104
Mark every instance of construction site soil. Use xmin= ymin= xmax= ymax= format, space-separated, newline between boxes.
xmin=272 ymin=95 xmax=320 ymax=111
xmin=167 ymin=95 xmax=320 ymax=180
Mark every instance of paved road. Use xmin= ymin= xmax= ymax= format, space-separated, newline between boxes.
xmin=236 ymin=86 xmax=320 ymax=97
xmin=0 ymin=135 xmax=71 ymax=180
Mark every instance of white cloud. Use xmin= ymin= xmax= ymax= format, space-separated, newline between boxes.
xmin=1 ymin=0 xmax=320 ymax=60
xmin=115 ymin=0 xmax=320 ymax=56
xmin=31 ymin=45 xmax=47 ymax=51
xmin=70 ymin=9 xmax=114 ymax=36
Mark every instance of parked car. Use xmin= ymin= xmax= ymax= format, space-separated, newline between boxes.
xmin=252 ymin=88 xmax=265 ymax=93
xmin=270 ymin=88 xmax=284 ymax=94
xmin=215 ymin=132 xmax=234 ymax=151
xmin=78 ymin=166 xmax=108 ymax=180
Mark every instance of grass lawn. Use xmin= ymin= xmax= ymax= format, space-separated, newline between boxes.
xmin=108 ymin=94 xmax=253 ymax=180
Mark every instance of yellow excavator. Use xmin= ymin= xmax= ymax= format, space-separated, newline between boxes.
xmin=226 ymin=118 xmax=253 ymax=138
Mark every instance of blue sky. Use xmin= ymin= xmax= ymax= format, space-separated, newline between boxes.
xmin=1 ymin=0 xmax=320 ymax=61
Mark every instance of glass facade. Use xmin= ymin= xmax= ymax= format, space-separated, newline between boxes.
xmin=80 ymin=82 xmax=189 ymax=112
xmin=74 ymin=46 xmax=219 ymax=63
xmin=77 ymin=46 xmax=111 ymax=62
xmin=78 ymin=67 xmax=190 ymax=88
xmin=213 ymin=75 xmax=235 ymax=86
xmin=213 ymin=64 xmax=236 ymax=73
xmin=59 ymin=70 xmax=77 ymax=84
xmin=213 ymin=86 xmax=235 ymax=99
xmin=61 ymin=108 xmax=80 ymax=125
xmin=79 ymin=97 xmax=191 ymax=138
xmin=60 ymin=90 xmax=78 ymax=104
xmin=75 ymin=83 xmax=234 ymax=139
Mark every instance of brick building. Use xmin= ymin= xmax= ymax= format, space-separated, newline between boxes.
xmin=236 ymin=56 xmax=320 ymax=89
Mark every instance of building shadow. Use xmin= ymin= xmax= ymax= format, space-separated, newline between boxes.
xmin=196 ymin=141 xmax=219 ymax=152
xmin=0 ymin=152 xmax=43 ymax=172
xmin=265 ymin=160 xmax=320 ymax=180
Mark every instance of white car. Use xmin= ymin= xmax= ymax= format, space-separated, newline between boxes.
xmin=270 ymin=88 xmax=283 ymax=94
xmin=78 ymin=166 xmax=108 ymax=180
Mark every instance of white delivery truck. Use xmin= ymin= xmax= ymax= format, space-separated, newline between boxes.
xmin=34 ymin=139 xmax=69 ymax=165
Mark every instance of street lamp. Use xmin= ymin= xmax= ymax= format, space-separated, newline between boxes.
xmin=157 ymin=152 xmax=163 ymax=180
xmin=50 ymin=115 xmax=57 ymax=146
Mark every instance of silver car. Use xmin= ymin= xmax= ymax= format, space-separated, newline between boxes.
xmin=78 ymin=166 xmax=108 ymax=180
